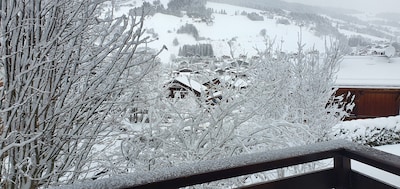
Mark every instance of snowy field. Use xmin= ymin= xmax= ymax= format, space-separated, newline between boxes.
xmin=112 ymin=1 xmax=399 ymax=65
xmin=115 ymin=1 xmax=327 ymax=63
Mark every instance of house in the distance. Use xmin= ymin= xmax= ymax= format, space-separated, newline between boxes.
xmin=167 ymin=76 xmax=207 ymax=98
xmin=166 ymin=76 xmax=223 ymax=105
xmin=335 ymin=56 xmax=400 ymax=119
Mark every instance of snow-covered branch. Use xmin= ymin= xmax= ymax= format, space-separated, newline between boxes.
xmin=0 ymin=1 xmax=161 ymax=188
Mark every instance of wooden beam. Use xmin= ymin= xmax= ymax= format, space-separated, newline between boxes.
xmin=238 ymin=169 xmax=336 ymax=189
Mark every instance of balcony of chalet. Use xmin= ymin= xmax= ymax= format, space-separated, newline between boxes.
xmin=61 ymin=140 xmax=400 ymax=189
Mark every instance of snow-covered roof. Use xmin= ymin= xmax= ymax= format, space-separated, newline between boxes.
xmin=335 ymin=56 xmax=400 ymax=89
xmin=174 ymin=76 xmax=207 ymax=93
xmin=220 ymin=75 xmax=248 ymax=88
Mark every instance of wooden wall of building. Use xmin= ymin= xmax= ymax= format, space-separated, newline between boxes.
xmin=336 ymin=88 xmax=400 ymax=119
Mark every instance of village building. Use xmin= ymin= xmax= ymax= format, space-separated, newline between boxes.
xmin=335 ymin=56 xmax=400 ymax=119
xmin=166 ymin=76 xmax=223 ymax=105
xmin=166 ymin=76 xmax=207 ymax=98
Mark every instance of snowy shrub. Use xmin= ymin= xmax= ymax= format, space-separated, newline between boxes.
xmin=259 ymin=29 xmax=267 ymax=37
xmin=80 ymin=38 xmax=355 ymax=188
xmin=116 ymin=78 xmax=256 ymax=174
xmin=0 ymin=1 xmax=162 ymax=188
xmin=247 ymin=12 xmax=264 ymax=21
xmin=77 ymin=37 xmax=352 ymax=187
xmin=248 ymin=39 xmax=353 ymax=147
xmin=331 ymin=116 xmax=400 ymax=146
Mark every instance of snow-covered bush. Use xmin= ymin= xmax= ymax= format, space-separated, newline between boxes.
xmin=247 ymin=12 xmax=264 ymax=21
xmin=0 ymin=1 xmax=161 ymax=188
xmin=106 ymin=39 xmax=354 ymax=187
xmin=119 ymin=76 xmax=255 ymax=168
xmin=246 ymin=39 xmax=354 ymax=148
xmin=331 ymin=116 xmax=400 ymax=146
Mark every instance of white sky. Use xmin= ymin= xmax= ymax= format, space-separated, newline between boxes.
xmin=282 ymin=0 xmax=400 ymax=14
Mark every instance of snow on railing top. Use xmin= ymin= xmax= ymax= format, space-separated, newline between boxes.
xmin=53 ymin=140 xmax=400 ymax=189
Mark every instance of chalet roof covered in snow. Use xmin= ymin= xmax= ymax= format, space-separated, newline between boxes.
xmin=335 ymin=56 xmax=400 ymax=89
xmin=174 ymin=76 xmax=207 ymax=93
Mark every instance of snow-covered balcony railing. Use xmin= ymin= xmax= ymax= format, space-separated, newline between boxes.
xmin=61 ymin=140 xmax=400 ymax=189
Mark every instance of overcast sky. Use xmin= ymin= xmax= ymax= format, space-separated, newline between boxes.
xmin=282 ymin=0 xmax=400 ymax=14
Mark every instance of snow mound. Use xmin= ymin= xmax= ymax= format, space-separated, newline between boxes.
xmin=332 ymin=116 xmax=400 ymax=146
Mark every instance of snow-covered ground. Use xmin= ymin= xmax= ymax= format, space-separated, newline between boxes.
xmin=114 ymin=1 xmax=328 ymax=63
xmin=112 ymin=1 xmax=399 ymax=65
xmin=338 ymin=28 xmax=387 ymax=41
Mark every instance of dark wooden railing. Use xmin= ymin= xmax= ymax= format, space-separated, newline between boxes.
xmin=62 ymin=140 xmax=400 ymax=189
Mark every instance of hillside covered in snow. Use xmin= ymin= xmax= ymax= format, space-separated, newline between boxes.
xmin=111 ymin=0 xmax=400 ymax=63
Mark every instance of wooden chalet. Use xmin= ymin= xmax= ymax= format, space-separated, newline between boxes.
xmin=167 ymin=76 xmax=207 ymax=98
xmin=335 ymin=56 xmax=400 ymax=119
xmin=166 ymin=76 xmax=223 ymax=105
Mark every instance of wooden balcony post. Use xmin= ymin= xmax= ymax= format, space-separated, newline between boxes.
xmin=334 ymin=155 xmax=351 ymax=189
